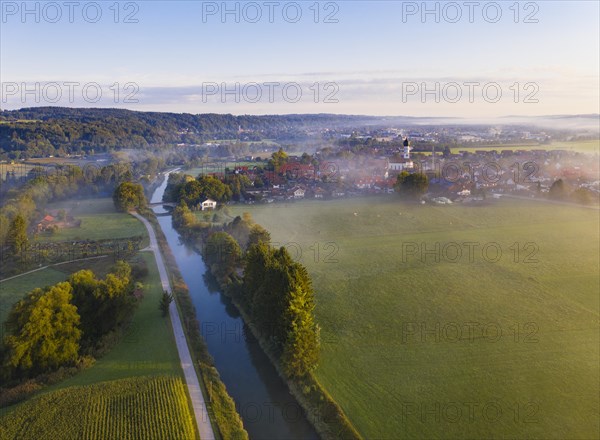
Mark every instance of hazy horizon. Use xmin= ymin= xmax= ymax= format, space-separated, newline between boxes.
xmin=2 ymin=1 xmax=598 ymax=117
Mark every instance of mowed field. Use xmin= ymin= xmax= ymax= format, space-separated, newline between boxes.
xmin=35 ymin=198 xmax=147 ymax=243
xmin=2 ymin=198 xmax=147 ymax=323
xmin=232 ymin=197 xmax=600 ymax=439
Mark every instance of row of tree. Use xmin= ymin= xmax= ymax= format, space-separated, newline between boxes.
xmin=242 ymin=242 xmax=320 ymax=377
xmin=1 ymin=262 xmax=137 ymax=381
xmin=548 ymin=179 xmax=596 ymax=204
xmin=170 ymin=206 xmax=320 ymax=378
xmin=164 ymin=173 xmax=233 ymax=206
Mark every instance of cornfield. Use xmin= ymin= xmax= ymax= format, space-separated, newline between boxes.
xmin=0 ymin=376 xmax=197 ymax=440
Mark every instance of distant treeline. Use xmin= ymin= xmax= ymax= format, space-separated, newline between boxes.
xmin=0 ymin=107 xmax=378 ymax=159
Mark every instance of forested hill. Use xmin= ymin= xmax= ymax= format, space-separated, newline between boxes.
xmin=0 ymin=107 xmax=386 ymax=159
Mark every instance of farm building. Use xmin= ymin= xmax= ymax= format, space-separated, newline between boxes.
xmin=201 ymin=199 xmax=217 ymax=211
xmin=36 ymin=215 xmax=56 ymax=232
xmin=36 ymin=211 xmax=81 ymax=233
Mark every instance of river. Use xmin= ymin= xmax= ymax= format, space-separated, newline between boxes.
xmin=150 ymin=172 xmax=319 ymax=440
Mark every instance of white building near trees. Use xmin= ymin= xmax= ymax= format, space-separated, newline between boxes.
xmin=201 ymin=199 xmax=217 ymax=210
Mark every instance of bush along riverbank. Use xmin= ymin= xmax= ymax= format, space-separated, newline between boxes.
xmin=142 ymin=210 xmax=248 ymax=440
xmin=171 ymin=203 xmax=363 ymax=440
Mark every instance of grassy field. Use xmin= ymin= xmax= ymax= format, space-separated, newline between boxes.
xmin=45 ymin=252 xmax=183 ymax=389
xmin=0 ymin=376 xmax=196 ymax=440
xmin=231 ymin=197 xmax=600 ymax=439
xmin=0 ymin=200 xmax=196 ymax=438
xmin=0 ymin=268 xmax=68 ymax=325
xmin=3 ymin=198 xmax=147 ymax=324
xmin=449 ymin=139 xmax=599 ymax=154
xmin=0 ymin=251 xmax=195 ymax=436
xmin=0 ymin=251 xmax=184 ymax=393
xmin=35 ymin=198 xmax=147 ymax=243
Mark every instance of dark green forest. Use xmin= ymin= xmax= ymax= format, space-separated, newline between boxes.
xmin=0 ymin=107 xmax=379 ymax=159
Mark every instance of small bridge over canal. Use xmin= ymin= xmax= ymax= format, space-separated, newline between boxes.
xmin=148 ymin=202 xmax=177 ymax=208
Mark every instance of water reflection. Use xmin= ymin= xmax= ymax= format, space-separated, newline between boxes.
xmin=151 ymin=175 xmax=319 ymax=440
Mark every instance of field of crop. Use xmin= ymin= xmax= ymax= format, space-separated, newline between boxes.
xmin=232 ymin=197 xmax=600 ymax=439
xmin=0 ymin=376 xmax=196 ymax=440
xmin=35 ymin=198 xmax=146 ymax=243
xmin=1 ymin=251 xmax=192 ymax=435
xmin=547 ymin=140 xmax=600 ymax=153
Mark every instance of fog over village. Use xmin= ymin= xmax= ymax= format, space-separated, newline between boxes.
xmin=0 ymin=2 xmax=598 ymax=440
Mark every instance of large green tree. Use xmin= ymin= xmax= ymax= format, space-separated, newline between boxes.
xmin=178 ymin=180 xmax=204 ymax=206
xmin=69 ymin=262 xmax=134 ymax=344
xmin=113 ymin=182 xmax=147 ymax=212
xmin=7 ymin=214 xmax=28 ymax=254
xmin=197 ymin=175 xmax=232 ymax=203
xmin=0 ymin=213 xmax=10 ymax=246
xmin=548 ymin=179 xmax=566 ymax=200
xmin=243 ymin=244 xmax=320 ymax=375
xmin=282 ymin=286 xmax=320 ymax=377
xmin=204 ymin=232 xmax=242 ymax=283
xmin=394 ymin=171 xmax=429 ymax=198
xmin=269 ymin=148 xmax=288 ymax=172
xmin=3 ymin=282 xmax=81 ymax=377
xmin=242 ymin=241 xmax=272 ymax=310
xmin=247 ymin=224 xmax=271 ymax=248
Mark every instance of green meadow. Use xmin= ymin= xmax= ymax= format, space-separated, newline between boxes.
xmin=0 ymin=268 xmax=67 ymax=325
xmin=36 ymin=198 xmax=146 ymax=243
xmin=1 ymin=210 xmax=194 ymax=438
xmin=232 ymin=197 xmax=599 ymax=439
xmin=43 ymin=252 xmax=183 ymax=390
xmin=450 ymin=139 xmax=599 ymax=154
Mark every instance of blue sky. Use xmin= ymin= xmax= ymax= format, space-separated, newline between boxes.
xmin=1 ymin=1 xmax=599 ymax=116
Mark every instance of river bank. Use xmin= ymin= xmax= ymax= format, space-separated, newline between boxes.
xmin=149 ymin=172 xmax=318 ymax=439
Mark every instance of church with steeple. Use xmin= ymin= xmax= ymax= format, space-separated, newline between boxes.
xmin=388 ymin=137 xmax=414 ymax=172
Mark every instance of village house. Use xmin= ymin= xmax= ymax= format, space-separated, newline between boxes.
xmin=280 ymin=163 xmax=316 ymax=180
xmin=313 ymin=187 xmax=326 ymax=199
xmin=36 ymin=214 xmax=56 ymax=233
xmin=36 ymin=210 xmax=81 ymax=233
xmin=201 ymin=199 xmax=217 ymax=210
xmin=289 ymin=186 xmax=306 ymax=199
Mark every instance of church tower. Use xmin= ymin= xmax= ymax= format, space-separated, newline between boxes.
xmin=403 ymin=137 xmax=411 ymax=160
